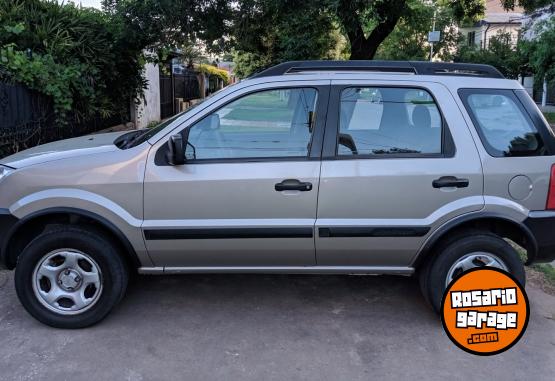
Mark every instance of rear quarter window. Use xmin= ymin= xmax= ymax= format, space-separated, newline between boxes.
xmin=459 ymin=89 xmax=548 ymax=157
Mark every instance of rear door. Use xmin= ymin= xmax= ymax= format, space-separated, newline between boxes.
xmin=143 ymin=81 xmax=330 ymax=267
xmin=316 ymin=80 xmax=484 ymax=269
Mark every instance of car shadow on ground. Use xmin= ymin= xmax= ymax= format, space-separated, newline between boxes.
xmin=118 ymin=273 xmax=440 ymax=328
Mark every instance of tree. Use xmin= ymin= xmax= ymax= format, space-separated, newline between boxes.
xmin=232 ymin=0 xmax=339 ymax=77
xmin=231 ymin=0 xmax=491 ymax=70
xmin=326 ymin=0 xmax=494 ymax=60
xmin=101 ymin=0 xmax=231 ymax=56
xmin=375 ymin=0 xmax=460 ymax=61
xmin=329 ymin=0 xmax=409 ymax=59
xmin=499 ymin=0 xmax=553 ymax=11
xmin=0 ymin=0 xmax=148 ymax=120
xmin=454 ymin=30 xmax=526 ymax=78
xmin=521 ymin=18 xmax=555 ymax=84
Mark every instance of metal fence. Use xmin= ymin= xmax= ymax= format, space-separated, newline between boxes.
xmin=174 ymin=71 xmax=200 ymax=101
xmin=0 ymin=81 xmax=128 ymax=158
xmin=160 ymin=71 xmax=201 ymax=119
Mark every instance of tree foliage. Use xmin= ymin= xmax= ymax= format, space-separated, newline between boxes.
xmin=231 ymin=0 xmax=338 ymax=77
xmin=102 ymin=0 xmax=231 ymax=55
xmin=499 ymin=0 xmax=554 ymax=12
xmin=454 ymin=31 xmax=526 ymax=78
xmin=231 ymin=0 xmax=506 ymax=76
xmin=0 ymin=0 xmax=147 ymax=121
xmin=375 ymin=0 xmax=460 ymax=61
xmin=521 ymin=18 xmax=555 ymax=83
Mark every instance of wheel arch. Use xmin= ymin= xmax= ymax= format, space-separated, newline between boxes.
xmin=412 ymin=212 xmax=538 ymax=269
xmin=2 ymin=207 xmax=141 ymax=270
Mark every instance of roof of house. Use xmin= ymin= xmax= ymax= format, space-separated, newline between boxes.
xmin=481 ymin=0 xmax=523 ymax=24
xmin=485 ymin=0 xmax=523 ymax=14
xmin=482 ymin=12 xmax=523 ymax=24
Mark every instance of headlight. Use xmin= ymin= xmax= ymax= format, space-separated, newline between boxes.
xmin=0 ymin=165 xmax=14 ymax=182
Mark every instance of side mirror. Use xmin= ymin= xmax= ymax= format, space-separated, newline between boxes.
xmin=166 ymin=134 xmax=185 ymax=166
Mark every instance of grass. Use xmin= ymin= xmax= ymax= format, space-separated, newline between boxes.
xmin=543 ymin=112 xmax=555 ymax=125
xmin=510 ymin=240 xmax=555 ymax=288
xmin=532 ymin=263 xmax=555 ymax=285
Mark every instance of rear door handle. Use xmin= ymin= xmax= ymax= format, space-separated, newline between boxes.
xmin=275 ymin=179 xmax=313 ymax=192
xmin=433 ymin=176 xmax=469 ymax=189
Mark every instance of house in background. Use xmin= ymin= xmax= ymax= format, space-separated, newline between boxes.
xmin=458 ymin=1 xmax=523 ymax=49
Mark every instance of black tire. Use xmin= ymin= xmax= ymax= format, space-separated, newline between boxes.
xmin=422 ymin=230 xmax=525 ymax=313
xmin=15 ymin=226 xmax=128 ymax=328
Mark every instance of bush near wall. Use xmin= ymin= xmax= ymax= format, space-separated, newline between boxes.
xmin=196 ymin=63 xmax=230 ymax=85
xmin=0 ymin=0 xmax=147 ymax=122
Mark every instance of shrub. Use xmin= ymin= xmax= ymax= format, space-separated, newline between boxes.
xmin=196 ymin=63 xmax=230 ymax=85
xmin=0 ymin=0 xmax=147 ymax=122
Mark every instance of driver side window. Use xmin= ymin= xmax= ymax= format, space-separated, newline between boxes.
xmin=185 ymin=88 xmax=318 ymax=160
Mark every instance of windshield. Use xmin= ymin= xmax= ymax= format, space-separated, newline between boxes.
xmin=127 ymin=113 xmax=183 ymax=147
xmin=124 ymin=85 xmax=236 ymax=148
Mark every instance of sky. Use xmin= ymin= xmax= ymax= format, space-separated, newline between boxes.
xmin=62 ymin=0 xmax=102 ymax=9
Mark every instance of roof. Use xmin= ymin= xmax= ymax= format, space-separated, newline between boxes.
xmin=482 ymin=12 xmax=522 ymax=24
xmin=485 ymin=0 xmax=523 ymax=14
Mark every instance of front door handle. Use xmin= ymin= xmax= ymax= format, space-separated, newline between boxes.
xmin=433 ymin=176 xmax=469 ymax=189
xmin=275 ymin=179 xmax=313 ymax=192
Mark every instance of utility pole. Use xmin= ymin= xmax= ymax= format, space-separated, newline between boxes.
xmin=429 ymin=10 xmax=437 ymax=62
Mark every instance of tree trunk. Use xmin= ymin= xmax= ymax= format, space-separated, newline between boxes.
xmin=336 ymin=0 xmax=407 ymax=60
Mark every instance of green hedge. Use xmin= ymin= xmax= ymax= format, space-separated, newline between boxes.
xmin=0 ymin=0 xmax=147 ymax=122
xmin=196 ymin=63 xmax=230 ymax=85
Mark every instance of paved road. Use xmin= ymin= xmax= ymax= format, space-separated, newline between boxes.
xmin=1 ymin=270 xmax=554 ymax=380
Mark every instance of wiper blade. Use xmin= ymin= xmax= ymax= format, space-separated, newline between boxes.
xmin=120 ymin=130 xmax=147 ymax=149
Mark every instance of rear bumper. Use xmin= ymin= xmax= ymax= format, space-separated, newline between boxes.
xmin=0 ymin=208 xmax=18 ymax=270
xmin=524 ymin=211 xmax=555 ymax=263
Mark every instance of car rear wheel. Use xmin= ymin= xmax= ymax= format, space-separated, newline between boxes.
xmin=421 ymin=230 xmax=525 ymax=313
xmin=15 ymin=226 xmax=128 ymax=328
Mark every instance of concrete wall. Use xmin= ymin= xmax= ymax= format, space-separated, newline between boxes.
xmin=131 ymin=63 xmax=161 ymax=129
xmin=521 ymin=76 xmax=534 ymax=97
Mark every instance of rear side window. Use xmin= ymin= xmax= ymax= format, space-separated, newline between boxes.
xmin=337 ymin=87 xmax=443 ymax=156
xmin=459 ymin=89 xmax=546 ymax=157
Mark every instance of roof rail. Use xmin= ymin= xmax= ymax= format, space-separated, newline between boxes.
xmin=250 ymin=60 xmax=504 ymax=79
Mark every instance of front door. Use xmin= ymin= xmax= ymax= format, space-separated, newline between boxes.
xmin=143 ymin=83 xmax=329 ymax=267
xmin=316 ymin=81 xmax=484 ymax=269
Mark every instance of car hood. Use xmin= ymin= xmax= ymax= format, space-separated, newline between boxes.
xmin=0 ymin=131 xmax=129 ymax=168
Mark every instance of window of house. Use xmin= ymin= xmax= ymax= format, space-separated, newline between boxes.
xmin=467 ymin=31 xmax=476 ymax=46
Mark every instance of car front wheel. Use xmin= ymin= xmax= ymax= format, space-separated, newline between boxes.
xmin=15 ymin=226 xmax=128 ymax=328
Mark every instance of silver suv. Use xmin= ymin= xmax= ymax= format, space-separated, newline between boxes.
xmin=1 ymin=61 xmax=554 ymax=328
